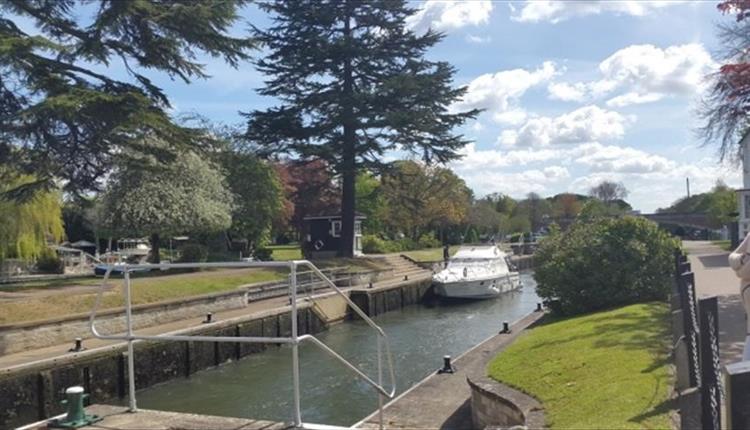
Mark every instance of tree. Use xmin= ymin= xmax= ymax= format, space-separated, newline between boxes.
xmin=0 ymin=170 xmax=64 ymax=263
xmin=222 ymin=152 xmax=288 ymax=256
xmin=380 ymin=160 xmax=471 ymax=241
xmin=274 ymin=159 xmax=341 ymax=235
xmin=355 ymin=171 xmax=386 ymax=234
xmin=100 ymin=150 xmax=233 ymax=263
xmin=1 ymin=1 xmax=254 ymax=196
xmin=244 ymin=0 xmax=479 ymax=256
xmin=700 ymin=1 xmax=750 ymax=159
xmin=707 ymin=180 xmax=737 ymax=227
xmin=469 ymin=199 xmax=508 ymax=238
xmin=589 ymin=180 xmax=629 ymax=205
xmin=515 ymin=193 xmax=551 ymax=232
xmin=553 ymin=193 xmax=583 ymax=219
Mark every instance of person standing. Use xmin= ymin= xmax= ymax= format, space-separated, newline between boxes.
xmin=729 ymin=233 xmax=750 ymax=359
xmin=443 ymin=244 xmax=450 ymax=268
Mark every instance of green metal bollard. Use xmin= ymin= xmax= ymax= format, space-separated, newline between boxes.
xmin=49 ymin=386 xmax=102 ymax=428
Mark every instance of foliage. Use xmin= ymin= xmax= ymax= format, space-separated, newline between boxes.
xmin=488 ymin=303 xmax=672 ymax=429
xmin=356 ymin=171 xmax=386 ymax=234
xmin=274 ymin=159 xmax=340 ymax=233
xmin=35 ymin=249 xmax=62 ymax=274
xmin=222 ymin=152 xmax=287 ymax=252
xmin=245 ymin=0 xmax=479 ymax=256
xmin=177 ymin=244 xmax=208 ymax=263
xmin=535 ymin=216 xmax=679 ymax=315
xmin=0 ymin=171 xmax=64 ymax=263
xmin=0 ymin=1 xmax=254 ymax=196
xmin=380 ymin=160 xmax=471 ymax=240
xmin=659 ymin=180 xmax=736 ymax=228
xmin=254 ymin=247 xmax=273 ymax=261
xmin=589 ymin=180 xmax=629 ymax=204
xmin=469 ymin=199 xmax=509 ymax=238
xmin=551 ymin=193 xmax=583 ymax=218
xmin=362 ymin=233 xmax=440 ymax=254
xmin=100 ymin=149 xmax=233 ymax=262
xmin=699 ymin=2 xmax=750 ymax=159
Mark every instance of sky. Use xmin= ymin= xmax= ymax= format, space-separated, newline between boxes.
xmin=25 ymin=0 xmax=742 ymax=212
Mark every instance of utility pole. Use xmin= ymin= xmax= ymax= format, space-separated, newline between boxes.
xmin=686 ymin=177 xmax=691 ymax=199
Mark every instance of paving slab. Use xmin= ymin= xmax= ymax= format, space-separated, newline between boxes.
xmin=356 ymin=311 xmax=544 ymax=430
xmin=24 ymin=404 xmax=291 ymax=430
xmin=683 ymin=240 xmax=747 ymax=364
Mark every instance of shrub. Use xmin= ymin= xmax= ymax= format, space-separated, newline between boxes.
xmin=177 ymin=244 xmax=208 ymax=263
xmin=254 ymin=247 xmax=273 ymax=261
xmin=417 ymin=233 xmax=441 ymax=249
xmin=36 ymin=249 xmax=63 ymax=274
xmin=534 ymin=216 xmax=679 ymax=316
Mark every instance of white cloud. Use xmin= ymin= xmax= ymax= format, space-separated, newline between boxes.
xmin=500 ymin=105 xmax=632 ymax=147
xmin=547 ymin=44 xmax=717 ymax=107
xmin=466 ymin=34 xmax=492 ymax=44
xmin=512 ymin=1 xmax=684 ymax=24
xmin=572 ymin=142 xmax=675 ymax=174
xmin=453 ymin=62 xmax=557 ymax=123
xmin=407 ymin=1 xmax=493 ymax=32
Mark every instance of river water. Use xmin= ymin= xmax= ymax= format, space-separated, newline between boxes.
xmin=129 ymin=273 xmax=539 ymax=426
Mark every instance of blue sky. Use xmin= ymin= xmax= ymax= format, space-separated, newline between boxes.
xmin=21 ymin=1 xmax=739 ymax=212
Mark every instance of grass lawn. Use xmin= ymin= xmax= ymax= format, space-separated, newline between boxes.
xmin=488 ymin=302 xmax=673 ymax=429
xmin=712 ymin=240 xmax=732 ymax=252
xmin=268 ymin=244 xmax=303 ymax=261
xmin=0 ymin=268 xmax=283 ymax=325
xmin=401 ymin=246 xmax=459 ymax=262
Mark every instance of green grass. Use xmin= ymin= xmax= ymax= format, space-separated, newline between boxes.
xmin=0 ymin=268 xmax=284 ymax=325
xmin=267 ymin=244 xmax=303 ymax=261
xmin=401 ymin=246 xmax=459 ymax=262
xmin=712 ymin=240 xmax=732 ymax=252
xmin=488 ymin=303 xmax=673 ymax=429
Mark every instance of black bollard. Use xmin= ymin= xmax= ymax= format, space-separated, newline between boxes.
xmin=69 ymin=337 xmax=85 ymax=352
xmin=500 ymin=321 xmax=510 ymax=334
xmin=368 ymin=282 xmax=373 ymax=289
xmin=404 ymin=275 xmax=408 ymax=281
xmin=203 ymin=312 xmax=213 ymax=324
xmin=536 ymin=302 xmax=543 ymax=312
xmin=437 ymin=355 xmax=455 ymax=374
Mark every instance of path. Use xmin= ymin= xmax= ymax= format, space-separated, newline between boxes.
xmin=683 ymin=240 xmax=747 ymax=364
xmin=356 ymin=311 xmax=543 ymax=430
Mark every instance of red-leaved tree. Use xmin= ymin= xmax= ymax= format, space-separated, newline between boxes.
xmin=701 ymin=1 xmax=750 ymax=158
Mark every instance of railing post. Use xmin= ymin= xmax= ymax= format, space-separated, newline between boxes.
xmin=679 ymin=272 xmax=700 ymax=388
xmin=725 ymin=361 xmax=750 ymax=429
xmin=124 ymin=266 xmax=137 ymax=412
xmin=290 ymin=261 xmax=302 ymax=427
xmin=698 ymin=296 xmax=721 ymax=430
xmin=377 ymin=335 xmax=384 ymax=430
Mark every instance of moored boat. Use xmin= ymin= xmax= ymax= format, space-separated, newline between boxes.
xmin=432 ymin=245 xmax=520 ymax=299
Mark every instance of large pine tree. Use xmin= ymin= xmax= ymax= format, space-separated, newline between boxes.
xmin=1 ymin=0 xmax=254 ymax=196
xmin=245 ymin=0 xmax=479 ymax=257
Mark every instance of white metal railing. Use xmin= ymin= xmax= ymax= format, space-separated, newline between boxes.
xmin=88 ymin=260 xmax=396 ymax=429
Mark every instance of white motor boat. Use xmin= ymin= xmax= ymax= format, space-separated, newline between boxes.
xmin=433 ymin=245 xmax=521 ymax=299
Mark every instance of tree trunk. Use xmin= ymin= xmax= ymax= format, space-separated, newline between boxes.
xmin=149 ymin=232 xmax=161 ymax=264
xmin=339 ymin=0 xmax=356 ymax=258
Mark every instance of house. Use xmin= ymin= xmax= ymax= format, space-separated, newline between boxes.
xmin=302 ymin=213 xmax=365 ymax=258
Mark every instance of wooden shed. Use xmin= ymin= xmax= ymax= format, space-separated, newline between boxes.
xmin=302 ymin=213 xmax=365 ymax=258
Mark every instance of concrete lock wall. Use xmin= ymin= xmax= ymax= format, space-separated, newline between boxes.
xmin=467 ymin=375 xmax=545 ymax=429
xmin=0 ymin=306 xmax=325 ymax=429
xmin=349 ymin=278 xmax=433 ymax=318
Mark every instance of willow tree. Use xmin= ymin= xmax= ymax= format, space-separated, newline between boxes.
xmin=100 ymin=151 xmax=233 ymax=263
xmin=0 ymin=171 xmax=64 ymax=264
xmin=245 ymin=0 xmax=479 ymax=257
xmin=0 ymin=0 xmax=254 ymax=197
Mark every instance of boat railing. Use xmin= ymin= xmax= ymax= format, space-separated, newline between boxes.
xmin=87 ymin=260 xmax=396 ymax=430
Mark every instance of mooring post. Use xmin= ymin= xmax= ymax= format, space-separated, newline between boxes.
xmin=438 ymin=355 xmax=455 ymax=374
xmin=501 ymin=321 xmax=510 ymax=333
xmin=69 ymin=337 xmax=84 ymax=352
xmin=536 ymin=303 xmax=543 ymax=312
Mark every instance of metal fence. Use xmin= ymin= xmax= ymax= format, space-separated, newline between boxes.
xmin=672 ymin=251 xmax=722 ymax=430
xmin=87 ymin=260 xmax=396 ymax=430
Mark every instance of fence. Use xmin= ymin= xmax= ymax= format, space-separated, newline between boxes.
xmin=671 ymin=251 xmax=722 ymax=430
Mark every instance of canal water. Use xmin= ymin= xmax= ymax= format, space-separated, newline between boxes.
xmin=129 ymin=273 xmax=539 ymax=426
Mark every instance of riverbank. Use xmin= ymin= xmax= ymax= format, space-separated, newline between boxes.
xmin=488 ymin=302 xmax=673 ymax=429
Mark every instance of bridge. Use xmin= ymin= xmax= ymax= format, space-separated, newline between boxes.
xmin=639 ymin=212 xmax=714 ymax=230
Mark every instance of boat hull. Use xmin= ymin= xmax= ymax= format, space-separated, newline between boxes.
xmin=433 ymin=273 xmax=521 ymax=299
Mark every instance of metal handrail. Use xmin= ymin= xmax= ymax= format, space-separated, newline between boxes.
xmin=87 ymin=260 xmax=396 ymax=429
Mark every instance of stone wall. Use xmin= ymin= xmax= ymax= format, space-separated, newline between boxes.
xmin=0 ymin=305 xmax=326 ymax=429
xmin=467 ymin=375 xmax=545 ymax=429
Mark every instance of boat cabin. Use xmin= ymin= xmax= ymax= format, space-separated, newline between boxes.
xmin=302 ymin=213 xmax=365 ymax=258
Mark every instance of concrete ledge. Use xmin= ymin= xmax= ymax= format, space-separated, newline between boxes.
xmin=467 ymin=374 xmax=545 ymax=429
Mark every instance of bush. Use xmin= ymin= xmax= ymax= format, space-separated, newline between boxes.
xmin=254 ymin=247 xmax=273 ymax=261
xmin=36 ymin=249 xmax=63 ymax=274
xmin=534 ymin=217 xmax=679 ymax=316
xmin=417 ymin=233 xmax=441 ymax=249
xmin=177 ymin=244 xmax=208 ymax=263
